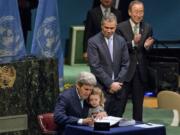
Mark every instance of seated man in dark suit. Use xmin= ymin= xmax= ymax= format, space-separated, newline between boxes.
xmin=54 ymin=71 xmax=106 ymax=135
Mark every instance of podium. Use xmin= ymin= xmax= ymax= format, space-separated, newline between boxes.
xmin=0 ymin=57 xmax=59 ymax=135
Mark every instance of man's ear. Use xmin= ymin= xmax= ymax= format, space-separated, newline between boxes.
xmin=76 ymin=84 xmax=79 ymax=89
xmin=101 ymin=25 xmax=103 ymax=30
xmin=76 ymin=83 xmax=81 ymax=90
xmin=128 ymin=9 xmax=131 ymax=16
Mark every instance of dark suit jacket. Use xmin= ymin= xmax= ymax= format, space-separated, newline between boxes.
xmin=92 ymin=0 xmax=101 ymax=8
xmin=54 ymin=87 xmax=89 ymax=134
xmin=83 ymin=6 xmax=122 ymax=52
xmin=87 ymin=32 xmax=129 ymax=91
xmin=116 ymin=20 xmax=153 ymax=83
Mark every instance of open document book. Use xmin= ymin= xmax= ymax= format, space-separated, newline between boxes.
xmin=95 ymin=116 xmax=123 ymax=126
xmin=95 ymin=116 xmax=136 ymax=126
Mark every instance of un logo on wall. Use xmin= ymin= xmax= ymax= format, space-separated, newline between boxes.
xmin=0 ymin=16 xmax=23 ymax=57
xmin=36 ymin=16 xmax=60 ymax=58
xmin=0 ymin=65 xmax=16 ymax=89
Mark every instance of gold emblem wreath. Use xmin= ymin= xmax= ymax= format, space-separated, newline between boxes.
xmin=0 ymin=65 xmax=16 ymax=89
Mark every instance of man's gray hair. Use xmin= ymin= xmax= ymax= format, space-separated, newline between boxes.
xmin=76 ymin=71 xmax=97 ymax=86
xmin=101 ymin=12 xmax=117 ymax=25
xmin=128 ymin=0 xmax=144 ymax=11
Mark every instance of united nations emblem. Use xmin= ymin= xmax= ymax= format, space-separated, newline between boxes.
xmin=36 ymin=16 xmax=60 ymax=57
xmin=0 ymin=65 xmax=16 ymax=89
xmin=0 ymin=16 xmax=23 ymax=58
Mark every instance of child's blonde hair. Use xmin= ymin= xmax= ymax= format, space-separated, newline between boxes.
xmin=89 ymin=87 xmax=105 ymax=107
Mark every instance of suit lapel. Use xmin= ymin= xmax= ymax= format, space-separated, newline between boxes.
xmin=113 ymin=35 xmax=118 ymax=63
xmin=72 ymin=89 xmax=83 ymax=112
xmin=100 ymin=33 xmax=113 ymax=63
xmin=127 ymin=20 xmax=134 ymax=40
xmin=140 ymin=22 xmax=146 ymax=36
xmin=139 ymin=22 xmax=147 ymax=45
xmin=81 ymin=100 xmax=89 ymax=117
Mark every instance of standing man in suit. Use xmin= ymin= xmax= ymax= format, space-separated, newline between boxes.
xmin=54 ymin=72 xmax=106 ymax=135
xmin=83 ymin=0 xmax=122 ymax=61
xmin=87 ymin=13 xmax=129 ymax=117
xmin=92 ymin=0 xmax=132 ymax=21
xmin=116 ymin=0 xmax=154 ymax=121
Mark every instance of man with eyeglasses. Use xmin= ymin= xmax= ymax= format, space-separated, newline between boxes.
xmin=116 ymin=0 xmax=154 ymax=121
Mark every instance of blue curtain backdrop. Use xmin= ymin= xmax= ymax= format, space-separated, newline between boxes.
xmin=142 ymin=0 xmax=180 ymax=48
xmin=0 ymin=0 xmax=26 ymax=63
xmin=31 ymin=0 xmax=63 ymax=89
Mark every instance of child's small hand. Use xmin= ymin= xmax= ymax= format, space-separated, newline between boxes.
xmin=95 ymin=112 xmax=107 ymax=119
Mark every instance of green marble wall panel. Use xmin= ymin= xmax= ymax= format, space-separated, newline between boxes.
xmin=0 ymin=58 xmax=59 ymax=135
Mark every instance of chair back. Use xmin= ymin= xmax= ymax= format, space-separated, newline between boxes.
xmin=157 ymin=90 xmax=180 ymax=110
xmin=37 ymin=113 xmax=57 ymax=134
xmin=157 ymin=90 xmax=180 ymax=126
